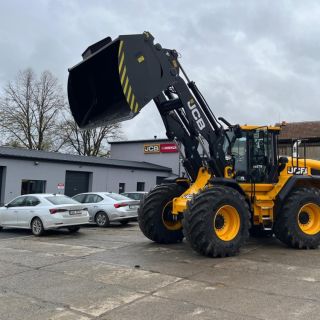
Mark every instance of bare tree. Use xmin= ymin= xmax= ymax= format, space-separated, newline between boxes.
xmin=59 ymin=117 xmax=123 ymax=156
xmin=0 ymin=69 xmax=65 ymax=150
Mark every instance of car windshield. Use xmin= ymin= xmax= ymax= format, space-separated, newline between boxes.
xmin=105 ymin=193 xmax=130 ymax=201
xmin=45 ymin=196 xmax=79 ymax=205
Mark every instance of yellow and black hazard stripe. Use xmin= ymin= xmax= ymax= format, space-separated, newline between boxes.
xmin=118 ymin=40 xmax=139 ymax=113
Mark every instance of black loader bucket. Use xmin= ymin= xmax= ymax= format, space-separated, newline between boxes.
xmin=68 ymin=32 xmax=177 ymax=129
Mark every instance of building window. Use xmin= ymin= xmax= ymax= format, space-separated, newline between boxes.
xmin=137 ymin=182 xmax=145 ymax=191
xmin=21 ymin=180 xmax=46 ymax=195
xmin=156 ymin=176 xmax=166 ymax=185
xmin=119 ymin=183 xmax=125 ymax=193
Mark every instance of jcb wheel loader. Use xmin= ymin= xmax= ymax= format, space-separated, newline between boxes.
xmin=68 ymin=32 xmax=320 ymax=257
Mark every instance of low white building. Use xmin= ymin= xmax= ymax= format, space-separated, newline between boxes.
xmin=0 ymin=146 xmax=172 ymax=205
xmin=110 ymin=138 xmax=184 ymax=178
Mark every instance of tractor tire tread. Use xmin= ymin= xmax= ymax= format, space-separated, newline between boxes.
xmin=138 ymin=183 xmax=186 ymax=244
xmin=182 ymin=186 xmax=251 ymax=258
xmin=274 ymin=187 xmax=320 ymax=249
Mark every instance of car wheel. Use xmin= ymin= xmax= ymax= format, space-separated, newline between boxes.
xmin=68 ymin=226 xmax=81 ymax=233
xmin=120 ymin=220 xmax=130 ymax=226
xmin=31 ymin=217 xmax=45 ymax=236
xmin=0 ymin=226 xmax=3 ymax=231
xmin=95 ymin=212 xmax=110 ymax=227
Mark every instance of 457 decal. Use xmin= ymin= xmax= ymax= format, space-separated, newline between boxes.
xmin=287 ymin=167 xmax=308 ymax=175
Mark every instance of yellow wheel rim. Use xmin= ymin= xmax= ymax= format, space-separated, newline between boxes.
xmin=297 ymin=203 xmax=320 ymax=235
xmin=214 ymin=205 xmax=240 ymax=241
xmin=162 ymin=201 xmax=182 ymax=231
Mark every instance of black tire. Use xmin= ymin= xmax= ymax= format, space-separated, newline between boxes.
xmin=138 ymin=183 xmax=187 ymax=244
xmin=68 ymin=226 xmax=81 ymax=233
xmin=0 ymin=226 xmax=3 ymax=231
xmin=95 ymin=211 xmax=110 ymax=227
xmin=120 ymin=220 xmax=130 ymax=226
xmin=31 ymin=217 xmax=45 ymax=236
xmin=274 ymin=187 xmax=320 ymax=249
xmin=249 ymin=225 xmax=273 ymax=238
xmin=183 ymin=186 xmax=251 ymax=257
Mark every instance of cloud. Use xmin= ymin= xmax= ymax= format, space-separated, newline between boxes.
xmin=1 ymin=0 xmax=320 ymax=140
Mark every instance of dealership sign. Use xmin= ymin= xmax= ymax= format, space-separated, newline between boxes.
xmin=160 ymin=143 xmax=178 ymax=153
xmin=57 ymin=183 xmax=65 ymax=190
xmin=144 ymin=143 xmax=178 ymax=154
xmin=144 ymin=144 xmax=160 ymax=154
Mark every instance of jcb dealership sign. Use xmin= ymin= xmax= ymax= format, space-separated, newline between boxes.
xmin=144 ymin=144 xmax=160 ymax=154
xmin=144 ymin=143 xmax=178 ymax=154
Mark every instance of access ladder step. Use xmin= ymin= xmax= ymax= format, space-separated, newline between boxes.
xmin=262 ymin=216 xmax=273 ymax=231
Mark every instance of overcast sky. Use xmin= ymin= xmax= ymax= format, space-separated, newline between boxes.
xmin=1 ymin=0 xmax=320 ymax=140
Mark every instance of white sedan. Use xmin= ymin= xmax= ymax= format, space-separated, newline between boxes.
xmin=0 ymin=194 xmax=89 ymax=236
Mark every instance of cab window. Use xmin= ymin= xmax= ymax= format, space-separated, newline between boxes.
xmin=232 ymin=136 xmax=247 ymax=174
xmin=248 ymin=130 xmax=276 ymax=183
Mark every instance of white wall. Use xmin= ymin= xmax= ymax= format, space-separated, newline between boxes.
xmin=111 ymin=141 xmax=184 ymax=175
xmin=0 ymin=157 xmax=170 ymax=203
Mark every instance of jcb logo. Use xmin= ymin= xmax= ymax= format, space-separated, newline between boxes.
xmin=188 ymin=99 xmax=206 ymax=131
xmin=144 ymin=144 xmax=160 ymax=154
xmin=287 ymin=167 xmax=308 ymax=175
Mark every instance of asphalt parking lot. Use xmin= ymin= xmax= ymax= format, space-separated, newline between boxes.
xmin=0 ymin=223 xmax=320 ymax=320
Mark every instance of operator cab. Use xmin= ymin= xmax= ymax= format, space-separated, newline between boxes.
xmin=225 ymin=126 xmax=280 ymax=183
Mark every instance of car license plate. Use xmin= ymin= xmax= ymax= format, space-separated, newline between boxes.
xmin=69 ymin=210 xmax=82 ymax=215
xmin=129 ymin=205 xmax=138 ymax=209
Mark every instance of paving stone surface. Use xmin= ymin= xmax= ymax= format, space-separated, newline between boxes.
xmin=0 ymin=223 xmax=319 ymax=319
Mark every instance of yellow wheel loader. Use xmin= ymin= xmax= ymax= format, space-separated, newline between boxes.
xmin=68 ymin=32 xmax=320 ymax=257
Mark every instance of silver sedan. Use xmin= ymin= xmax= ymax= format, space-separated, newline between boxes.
xmin=72 ymin=192 xmax=139 ymax=227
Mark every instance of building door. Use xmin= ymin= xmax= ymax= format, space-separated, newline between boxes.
xmin=65 ymin=171 xmax=90 ymax=197
xmin=119 ymin=183 xmax=125 ymax=193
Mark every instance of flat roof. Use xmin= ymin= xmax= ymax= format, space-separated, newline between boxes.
xmin=241 ymin=125 xmax=280 ymax=131
xmin=109 ymin=138 xmax=170 ymax=144
xmin=0 ymin=146 xmax=171 ymax=172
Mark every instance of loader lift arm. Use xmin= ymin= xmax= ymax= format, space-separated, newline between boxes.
xmin=68 ymin=31 xmax=232 ymax=181
xmin=153 ymin=74 xmax=228 ymax=180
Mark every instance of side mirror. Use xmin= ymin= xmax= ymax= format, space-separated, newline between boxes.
xmin=278 ymin=157 xmax=288 ymax=173
xmin=279 ymin=157 xmax=289 ymax=165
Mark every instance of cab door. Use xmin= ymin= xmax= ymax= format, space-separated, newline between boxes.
xmin=247 ymin=130 xmax=278 ymax=183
